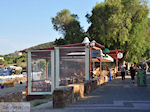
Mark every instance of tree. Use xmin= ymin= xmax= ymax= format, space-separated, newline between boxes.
xmin=3 ymin=61 xmax=8 ymax=66
xmin=143 ymin=18 xmax=150 ymax=59
xmin=17 ymin=58 xmax=23 ymax=66
xmin=4 ymin=53 xmax=27 ymax=65
xmin=0 ymin=59 xmax=4 ymax=65
xmin=54 ymin=37 xmax=66 ymax=46
xmin=86 ymin=0 xmax=149 ymax=63
xmin=52 ymin=9 xmax=84 ymax=45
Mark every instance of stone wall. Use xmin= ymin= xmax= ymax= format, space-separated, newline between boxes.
xmin=53 ymin=86 xmax=74 ymax=108
xmin=84 ymin=80 xmax=92 ymax=95
xmin=53 ymin=75 xmax=111 ymax=108
xmin=0 ymin=92 xmax=23 ymax=102
xmin=68 ymin=83 xmax=84 ymax=102
xmin=101 ymin=70 xmax=109 ymax=76
xmin=3 ymin=82 xmax=15 ymax=88
xmin=1 ymin=76 xmax=27 ymax=88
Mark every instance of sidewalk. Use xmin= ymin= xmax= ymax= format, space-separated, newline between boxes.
xmin=31 ymin=73 xmax=150 ymax=112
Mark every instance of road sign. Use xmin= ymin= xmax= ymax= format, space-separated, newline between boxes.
xmin=117 ymin=52 xmax=123 ymax=59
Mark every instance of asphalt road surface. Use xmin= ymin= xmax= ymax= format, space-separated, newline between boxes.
xmin=31 ymin=73 xmax=150 ymax=112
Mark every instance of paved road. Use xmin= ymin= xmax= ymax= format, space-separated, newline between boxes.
xmin=31 ymin=74 xmax=150 ymax=112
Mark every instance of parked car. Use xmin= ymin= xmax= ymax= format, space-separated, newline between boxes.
xmin=0 ymin=70 xmax=3 ymax=75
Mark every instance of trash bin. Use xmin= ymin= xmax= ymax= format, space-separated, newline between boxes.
xmin=137 ymin=69 xmax=147 ymax=86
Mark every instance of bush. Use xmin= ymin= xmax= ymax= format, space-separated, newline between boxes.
xmin=33 ymin=101 xmax=47 ymax=107
xmin=15 ymin=70 xmax=21 ymax=74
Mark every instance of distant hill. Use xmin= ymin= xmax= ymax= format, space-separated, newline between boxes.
xmin=25 ymin=41 xmax=55 ymax=50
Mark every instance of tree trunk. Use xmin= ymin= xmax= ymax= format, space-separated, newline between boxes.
xmin=120 ymin=50 xmax=128 ymax=64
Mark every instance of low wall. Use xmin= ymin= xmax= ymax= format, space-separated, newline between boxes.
xmin=53 ymin=86 xmax=74 ymax=108
xmin=26 ymin=95 xmax=47 ymax=101
xmin=1 ymin=76 xmax=27 ymax=88
xmin=0 ymin=91 xmax=23 ymax=102
xmin=3 ymin=81 xmax=15 ymax=88
xmin=68 ymin=83 xmax=84 ymax=102
xmin=53 ymin=75 xmax=111 ymax=108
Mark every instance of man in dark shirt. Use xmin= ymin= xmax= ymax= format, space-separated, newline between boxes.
xmin=130 ymin=64 xmax=136 ymax=83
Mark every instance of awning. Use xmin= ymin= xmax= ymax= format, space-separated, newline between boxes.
xmin=101 ymin=55 xmax=114 ymax=62
xmin=101 ymin=53 xmax=114 ymax=62
xmin=95 ymin=53 xmax=114 ymax=63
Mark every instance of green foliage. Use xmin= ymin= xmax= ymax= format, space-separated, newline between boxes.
xmin=33 ymin=101 xmax=47 ymax=107
xmin=0 ymin=59 xmax=4 ymax=65
xmin=0 ymin=59 xmax=8 ymax=66
xmin=52 ymin=9 xmax=74 ymax=33
xmin=38 ymin=60 xmax=46 ymax=69
xmin=4 ymin=54 xmax=13 ymax=64
xmin=2 ymin=42 xmax=54 ymax=66
xmin=26 ymin=41 xmax=55 ymax=50
xmin=3 ymin=61 xmax=8 ymax=66
xmin=15 ymin=70 xmax=21 ymax=74
xmin=52 ymin=9 xmax=84 ymax=45
xmin=4 ymin=53 xmax=27 ymax=65
xmin=54 ymin=37 xmax=66 ymax=46
xmin=17 ymin=58 xmax=23 ymax=66
xmin=143 ymin=18 xmax=150 ymax=59
xmin=87 ymin=0 xmax=149 ymax=63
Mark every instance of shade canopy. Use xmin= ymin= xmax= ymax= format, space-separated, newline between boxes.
xmin=93 ymin=54 xmax=114 ymax=63
xmin=101 ymin=55 xmax=114 ymax=62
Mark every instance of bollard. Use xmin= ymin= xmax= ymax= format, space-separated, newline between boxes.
xmin=109 ymin=69 xmax=112 ymax=82
xmin=1 ymin=85 xmax=4 ymax=89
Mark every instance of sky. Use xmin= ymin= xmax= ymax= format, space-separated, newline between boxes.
xmin=0 ymin=0 xmax=104 ymax=55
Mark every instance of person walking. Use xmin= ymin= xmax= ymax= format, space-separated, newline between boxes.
xmin=130 ymin=64 xmax=136 ymax=83
xmin=121 ymin=61 xmax=126 ymax=81
xmin=146 ymin=62 xmax=149 ymax=74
